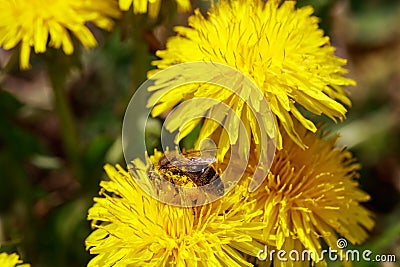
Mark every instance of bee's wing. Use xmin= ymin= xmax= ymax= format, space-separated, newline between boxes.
xmin=165 ymin=151 xmax=216 ymax=172
xmin=183 ymin=157 xmax=216 ymax=172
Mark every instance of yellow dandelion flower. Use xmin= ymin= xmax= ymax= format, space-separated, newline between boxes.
xmin=85 ymin=158 xmax=266 ymax=266
xmin=149 ymin=0 xmax=355 ymax=151
xmin=248 ymin=125 xmax=374 ymax=266
xmin=0 ymin=253 xmax=30 ymax=267
xmin=0 ymin=0 xmax=120 ymax=69
xmin=118 ymin=0 xmax=191 ymax=18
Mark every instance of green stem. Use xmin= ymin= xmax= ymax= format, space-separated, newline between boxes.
xmin=46 ymin=61 xmax=83 ymax=182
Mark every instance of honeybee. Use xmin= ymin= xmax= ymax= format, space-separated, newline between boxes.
xmin=147 ymin=150 xmax=225 ymax=197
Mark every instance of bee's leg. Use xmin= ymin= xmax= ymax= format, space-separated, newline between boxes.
xmin=199 ymin=167 xmax=224 ymax=196
xmin=196 ymin=166 xmax=217 ymax=186
xmin=208 ymin=170 xmax=220 ymax=184
xmin=192 ymin=207 xmax=197 ymax=216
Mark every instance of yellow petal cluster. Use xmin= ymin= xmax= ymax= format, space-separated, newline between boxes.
xmin=0 ymin=253 xmax=30 ymax=267
xmin=246 ymin=124 xmax=374 ymax=266
xmin=118 ymin=0 xmax=191 ymax=18
xmin=150 ymin=0 xmax=355 ymax=151
xmin=0 ymin=0 xmax=120 ymax=69
xmin=85 ymin=161 xmax=265 ymax=266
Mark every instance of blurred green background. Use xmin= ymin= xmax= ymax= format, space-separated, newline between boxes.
xmin=0 ymin=0 xmax=399 ymax=266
